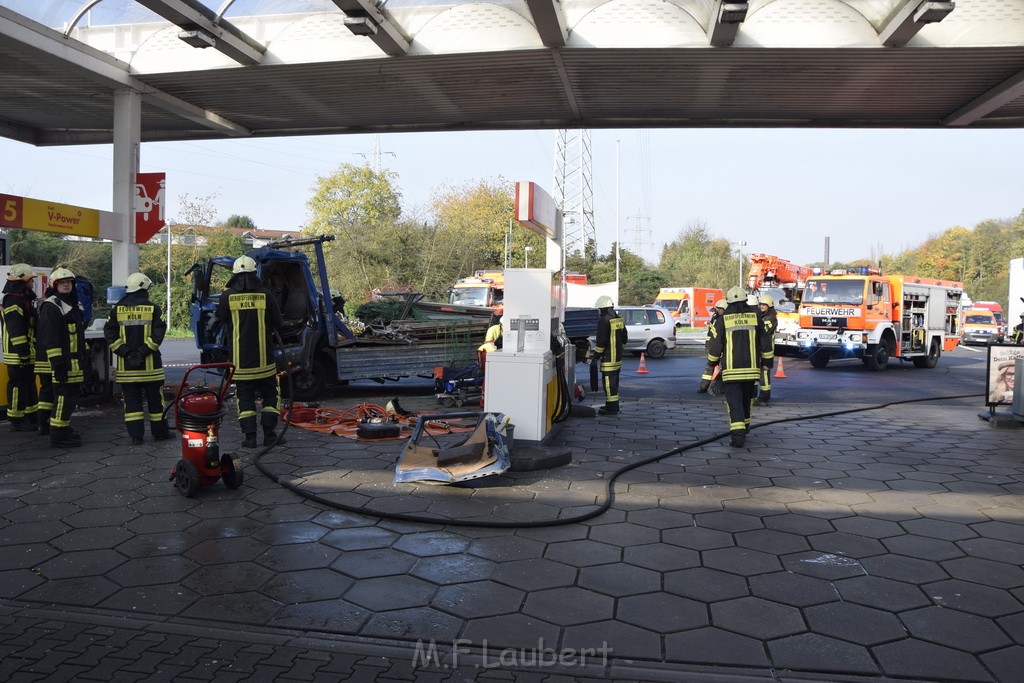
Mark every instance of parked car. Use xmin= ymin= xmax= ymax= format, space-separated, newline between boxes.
xmin=962 ymin=309 xmax=1001 ymax=345
xmin=591 ymin=306 xmax=677 ymax=359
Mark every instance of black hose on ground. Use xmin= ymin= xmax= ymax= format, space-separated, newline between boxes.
xmin=252 ymin=391 xmax=983 ymax=529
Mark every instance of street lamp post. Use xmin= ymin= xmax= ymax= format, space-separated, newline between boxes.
xmin=735 ymin=240 xmax=747 ymax=287
xmin=524 ymin=246 xmax=533 ymax=268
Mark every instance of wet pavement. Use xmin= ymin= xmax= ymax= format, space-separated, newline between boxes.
xmin=1 ymin=356 xmax=1023 ymax=681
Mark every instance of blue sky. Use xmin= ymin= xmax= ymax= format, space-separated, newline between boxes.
xmin=2 ymin=127 xmax=1022 ymax=267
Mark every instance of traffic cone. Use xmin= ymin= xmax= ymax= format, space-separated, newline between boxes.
xmin=636 ymin=353 xmax=650 ymax=374
xmin=774 ymin=357 xmax=786 ymax=379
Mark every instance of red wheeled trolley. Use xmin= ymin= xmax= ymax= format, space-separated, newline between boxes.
xmin=169 ymin=362 xmax=243 ymax=497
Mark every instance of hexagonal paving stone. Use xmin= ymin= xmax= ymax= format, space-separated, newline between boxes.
xmin=490 ymin=558 xmax=576 ymax=592
xmin=924 ymin=579 xmax=1023 ymax=618
xmin=769 ymin=633 xmax=879 ymax=676
xmin=432 ymin=580 xmax=524 ymax=619
xmin=900 ymin=605 xmax=1012 ymax=653
xmin=703 ymin=547 xmax=784 ymax=576
xmin=543 ymin=539 xmax=620 ymax=567
xmin=182 ymin=562 xmax=274 ymax=596
xmin=587 ymin=522 xmax=660 ymax=547
xmin=107 ymin=555 xmax=199 ymax=587
xmin=268 ymin=598 xmax=370 ymax=633
xmin=0 ymin=543 xmax=60 ymax=571
xmin=833 ymin=575 xmax=931 ymax=612
xmin=410 ymin=554 xmax=496 ymax=585
xmin=662 ymin=526 xmax=733 ymax=551
xmin=342 ymin=575 xmax=438 ymax=612
xmin=184 ymin=536 xmax=269 ymax=564
xmin=859 ymin=554 xmax=948 ymax=584
xmin=665 ymin=627 xmax=769 ymax=667
xmin=0 ymin=568 xmax=45 ymax=598
xmin=618 ymin=592 xmax=708 ymax=633
xmin=765 ymin=514 xmax=835 ymax=536
xmin=461 ymin=613 xmax=561 ymax=651
xmin=22 ymin=576 xmax=120 ymax=607
xmin=780 ymin=551 xmax=866 ymax=580
xmin=882 ymin=534 xmax=965 ymax=562
xmin=625 ymin=507 xmax=693 ymax=530
xmin=563 ymin=621 xmax=661 ymax=660
xmin=941 ymin=556 xmax=1024 ymax=590
xmin=467 ymin=535 xmax=545 ymax=562
xmin=321 ymin=526 xmax=399 ymax=551
xmin=0 ymin=520 xmax=69 ymax=544
xmin=664 ymin=567 xmax=749 ymax=602
xmin=804 ymin=602 xmax=906 ymax=646
xmin=735 ymin=529 xmax=810 ymax=555
xmin=116 ymin=531 xmax=198 ymax=558
xmin=362 ymin=606 xmax=464 ymax=641
xmin=831 ymin=515 xmax=904 ymax=539
xmin=331 ymin=548 xmax=418 ymax=579
xmin=187 ymin=517 xmax=264 ymax=540
xmin=981 ymin=645 xmax=1024 ymax=683
xmin=99 ymin=584 xmax=200 ymax=615
xmin=578 ymin=563 xmax=659 ymax=597
xmin=873 ymin=638 xmax=992 ymax=681
xmin=261 ymin=568 xmax=354 ymax=603
xmin=255 ymin=543 xmax=339 ymax=572
xmin=711 ymin=597 xmax=805 ymax=639
xmin=623 ymin=543 xmax=699 ymax=572
xmin=957 ymin=537 xmax=1024 ymax=565
xmin=392 ymin=531 xmax=471 ymax=557
xmin=748 ymin=571 xmax=839 ymax=608
xmin=251 ymin=521 xmax=329 ymax=546
xmin=523 ymin=586 xmax=614 ymax=626
xmin=695 ymin=510 xmax=764 ymax=533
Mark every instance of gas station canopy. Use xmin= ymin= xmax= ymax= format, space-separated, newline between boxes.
xmin=2 ymin=0 xmax=1024 ymax=147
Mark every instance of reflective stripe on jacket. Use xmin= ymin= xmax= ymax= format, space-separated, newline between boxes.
xmin=1 ymin=289 xmax=35 ymax=366
xmin=217 ymin=278 xmax=283 ymax=382
xmin=36 ymin=295 xmax=87 ymax=382
xmin=706 ymin=303 xmax=770 ymax=382
xmin=104 ymin=291 xmax=167 ymax=383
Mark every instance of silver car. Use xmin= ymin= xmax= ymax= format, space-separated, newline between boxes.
xmin=614 ymin=306 xmax=678 ymax=359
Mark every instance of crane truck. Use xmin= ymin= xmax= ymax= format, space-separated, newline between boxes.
xmin=746 ymin=253 xmax=814 ymax=355
xmin=793 ymin=268 xmax=963 ymax=370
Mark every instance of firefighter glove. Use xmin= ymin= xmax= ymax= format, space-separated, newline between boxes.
xmin=13 ymin=344 xmax=30 ymax=363
xmin=50 ymin=357 xmax=69 ymax=384
xmin=125 ymin=349 xmax=146 ymax=370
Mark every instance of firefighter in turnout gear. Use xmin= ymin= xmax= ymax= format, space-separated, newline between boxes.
xmin=2 ymin=264 xmax=39 ymax=431
xmin=1014 ymin=313 xmax=1024 ymax=345
xmin=754 ymin=294 xmax=778 ymax=406
xmin=697 ymin=298 xmax=727 ymax=394
xmin=593 ymin=295 xmax=627 ymax=415
xmin=217 ymin=255 xmax=285 ymax=448
xmin=104 ymin=273 xmax=171 ymax=444
xmin=706 ymin=287 xmax=773 ymax=447
xmin=36 ymin=268 xmax=87 ymax=448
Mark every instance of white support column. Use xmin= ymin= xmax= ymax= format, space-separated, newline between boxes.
xmin=112 ymin=89 xmax=141 ymax=288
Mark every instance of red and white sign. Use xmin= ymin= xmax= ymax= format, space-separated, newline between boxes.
xmin=515 ymin=181 xmax=558 ymax=239
xmin=134 ymin=172 xmax=166 ymax=244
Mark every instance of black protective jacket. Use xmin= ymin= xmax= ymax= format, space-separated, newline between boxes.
xmin=594 ymin=309 xmax=627 ymax=372
xmin=217 ymin=272 xmax=283 ymax=381
xmin=706 ymin=302 xmax=772 ymax=382
xmin=1 ymin=280 xmax=36 ymax=367
xmin=104 ymin=289 xmax=166 ymax=383
xmin=36 ymin=289 xmax=87 ymax=382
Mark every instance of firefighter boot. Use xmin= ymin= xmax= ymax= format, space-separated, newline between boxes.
xmin=263 ymin=428 xmax=286 ymax=446
xmin=37 ymin=411 xmax=51 ymax=436
xmin=597 ymin=405 xmax=620 ymax=416
xmin=729 ymin=429 xmax=747 ymax=448
xmin=9 ymin=417 xmax=36 ymax=432
xmin=242 ymin=433 xmax=258 ymax=449
xmin=697 ymin=380 xmax=710 ymax=394
xmin=50 ymin=427 xmax=83 ymax=449
xmin=152 ymin=420 xmax=172 ymax=441
xmin=754 ymin=390 xmax=771 ymax=406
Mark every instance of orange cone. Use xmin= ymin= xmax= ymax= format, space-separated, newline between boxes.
xmin=636 ymin=353 xmax=649 ymax=374
xmin=774 ymin=357 xmax=786 ymax=378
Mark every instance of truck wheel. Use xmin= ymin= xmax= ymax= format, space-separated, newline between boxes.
xmin=913 ymin=339 xmax=941 ymax=369
xmin=646 ymin=339 xmax=668 ymax=360
xmin=288 ymin=358 xmax=330 ymax=401
xmin=865 ymin=340 xmax=891 ymax=371
xmin=808 ymin=352 xmax=829 ymax=368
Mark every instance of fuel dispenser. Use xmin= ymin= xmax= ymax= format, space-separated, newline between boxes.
xmin=483 ymin=181 xmax=572 ymax=446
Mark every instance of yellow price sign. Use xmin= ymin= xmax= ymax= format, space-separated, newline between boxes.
xmin=0 ymin=193 xmax=99 ymax=238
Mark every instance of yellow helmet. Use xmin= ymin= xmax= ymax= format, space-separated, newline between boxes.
xmin=126 ymin=273 xmax=153 ymax=293
xmin=233 ymin=255 xmax=257 ymax=274
xmin=50 ymin=267 xmax=76 ymax=284
xmin=6 ymin=263 xmax=34 ymax=281
xmin=759 ymin=294 xmax=775 ymax=307
xmin=726 ymin=286 xmax=747 ymax=304
xmin=595 ymin=295 xmax=615 ymax=309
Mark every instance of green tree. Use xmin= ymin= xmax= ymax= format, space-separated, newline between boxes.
xmin=590 ymin=245 xmax=665 ymax=305
xmin=223 ymin=214 xmax=256 ymax=230
xmin=658 ymin=222 xmax=740 ymax=290
xmin=303 ymin=163 xmax=403 ymax=300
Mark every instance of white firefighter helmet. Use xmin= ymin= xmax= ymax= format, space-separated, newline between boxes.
xmin=759 ymin=294 xmax=775 ymax=307
xmin=595 ymin=295 xmax=615 ymax=309
xmin=126 ymin=272 xmax=153 ymax=293
xmin=6 ymin=263 xmax=34 ymax=281
xmin=714 ymin=299 xmax=727 ymax=310
xmin=726 ymin=286 xmax=747 ymax=304
xmin=50 ymin=267 xmax=76 ymax=284
xmin=233 ymin=255 xmax=257 ymax=274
